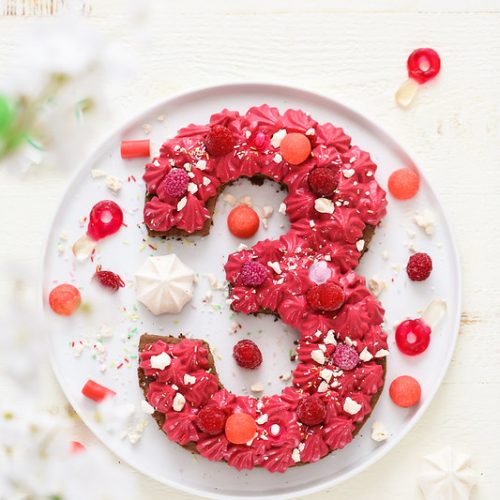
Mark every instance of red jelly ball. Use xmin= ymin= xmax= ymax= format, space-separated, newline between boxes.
xmin=49 ymin=283 xmax=81 ymax=316
xmin=225 ymin=413 xmax=257 ymax=444
xmin=227 ymin=205 xmax=260 ymax=239
xmin=388 ymin=168 xmax=420 ymax=200
xmin=279 ymin=133 xmax=312 ymax=165
xmin=407 ymin=48 xmax=441 ymax=84
xmin=87 ymin=200 xmax=124 ymax=241
xmin=389 ymin=375 xmax=421 ymax=408
xmin=395 ymin=318 xmax=431 ymax=356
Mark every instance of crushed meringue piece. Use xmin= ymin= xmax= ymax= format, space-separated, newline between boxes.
xmin=172 ymin=393 xmax=186 ymax=412
xmin=371 ymin=421 xmax=390 ymax=442
xmin=150 ymin=352 xmax=171 ymax=370
xmin=314 ymin=198 xmax=335 ymax=214
xmin=270 ymin=129 xmax=287 ymax=148
xmin=267 ymin=261 xmax=282 ymax=274
xmin=368 ymin=277 xmax=386 ymax=297
xmin=343 ymin=397 xmax=362 ymax=415
xmin=106 ymin=175 xmax=122 ymax=193
xmin=251 ymin=383 xmax=264 ymax=393
xmin=359 ymin=347 xmax=373 ymax=362
xmin=311 ymin=349 xmax=326 ymax=365
xmin=414 ymin=209 xmax=436 ymax=235
xmin=141 ymin=400 xmax=155 ymax=415
xmin=91 ymin=168 xmax=107 ymax=178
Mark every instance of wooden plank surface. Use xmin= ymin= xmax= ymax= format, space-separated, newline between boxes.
xmin=0 ymin=1 xmax=499 ymax=499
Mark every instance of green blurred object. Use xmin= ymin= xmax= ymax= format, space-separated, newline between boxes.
xmin=0 ymin=94 xmax=27 ymax=158
xmin=0 ymin=94 xmax=14 ymax=134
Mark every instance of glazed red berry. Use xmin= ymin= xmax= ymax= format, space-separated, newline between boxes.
xmin=306 ymin=282 xmax=345 ymax=312
xmin=333 ymin=344 xmax=359 ymax=370
xmin=159 ymin=168 xmax=189 ymax=198
xmin=205 ymin=125 xmax=235 ymax=156
xmin=233 ymin=340 xmax=262 ymax=369
xmin=195 ymin=407 xmax=227 ymax=435
xmin=93 ymin=265 xmax=125 ymax=292
xmin=240 ymin=261 xmax=268 ymax=287
xmin=389 ymin=375 xmax=421 ymax=407
xmin=407 ymin=48 xmax=441 ymax=84
xmin=407 ymin=252 xmax=433 ymax=281
xmin=87 ymin=200 xmax=124 ymax=241
xmin=308 ymin=167 xmax=338 ymax=196
xmin=395 ymin=318 xmax=431 ymax=356
xmin=297 ymin=396 xmax=327 ymax=426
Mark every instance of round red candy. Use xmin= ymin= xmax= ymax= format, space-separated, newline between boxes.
xmin=195 ymin=407 xmax=227 ymax=435
xmin=297 ymin=396 xmax=327 ymax=426
xmin=225 ymin=413 xmax=257 ymax=444
xmin=389 ymin=375 xmax=421 ymax=407
xmin=407 ymin=48 xmax=441 ymax=84
xmin=395 ymin=318 xmax=431 ymax=356
xmin=279 ymin=133 xmax=312 ymax=165
xmin=227 ymin=205 xmax=260 ymax=239
xmin=87 ymin=200 xmax=124 ymax=241
xmin=388 ymin=168 xmax=420 ymax=200
xmin=49 ymin=284 xmax=81 ymax=316
xmin=306 ymin=282 xmax=345 ymax=312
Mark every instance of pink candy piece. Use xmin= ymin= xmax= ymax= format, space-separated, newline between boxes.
xmin=240 ymin=261 xmax=268 ymax=287
xmin=308 ymin=261 xmax=332 ymax=285
xmin=333 ymin=344 xmax=359 ymax=371
xmin=160 ymin=168 xmax=189 ymax=198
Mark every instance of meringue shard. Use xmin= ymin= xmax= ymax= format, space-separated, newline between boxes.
xmin=135 ymin=255 xmax=195 ymax=315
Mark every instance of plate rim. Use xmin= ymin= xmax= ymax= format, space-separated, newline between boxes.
xmin=40 ymin=81 xmax=462 ymax=500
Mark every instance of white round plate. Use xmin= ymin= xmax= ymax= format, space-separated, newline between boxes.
xmin=42 ymin=83 xmax=460 ymax=499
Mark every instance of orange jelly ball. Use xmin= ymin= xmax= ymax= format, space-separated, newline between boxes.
xmin=227 ymin=205 xmax=260 ymax=239
xmin=225 ymin=413 xmax=257 ymax=444
xmin=388 ymin=168 xmax=420 ymax=200
xmin=389 ymin=375 xmax=421 ymax=408
xmin=279 ymin=133 xmax=312 ymax=165
xmin=49 ymin=283 xmax=81 ymax=316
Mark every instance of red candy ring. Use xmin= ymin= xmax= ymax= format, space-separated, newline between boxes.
xmin=87 ymin=200 xmax=124 ymax=241
xmin=407 ymin=48 xmax=441 ymax=84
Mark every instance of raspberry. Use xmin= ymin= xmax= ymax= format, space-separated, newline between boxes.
xmin=406 ymin=252 xmax=433 ymax=281
xmin=93 ymin=265 xmax=125 ymax=292
xmin=306 ymin=282 xmax=345 ymax=312
xmin=240 ymin=261 xmax=267 ymax=287
xmin=161 ymin=168 xmax=189 ymax=198
xmin=333 ymin=343 xmax=359 ymax=370
xmin=233 ymin=340 xmax=262 ymax=369
xmin=389 ymin=375 xmax=421 ymax=408
xmin=195 ymin=407 xmax=227 ymax=435
xmin=297 ymin=396 xmax=327 ymax=426
xmin=308 ymin=167 xmax=338 ymax=196
xmin=205 ymin=125 xmax=235 ymax=156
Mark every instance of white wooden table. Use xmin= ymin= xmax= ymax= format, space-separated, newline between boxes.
xmin=0 ymin=1 xmax=499 ymax=498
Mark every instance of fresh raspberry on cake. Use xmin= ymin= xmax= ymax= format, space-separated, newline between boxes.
xmin=297 ymin=396 xmax=327 ymax=426
xmin=406 ymin=252 xmax=433 ymax=281
xmin=205 ymin=125 xmax=235 ymax=156
xmin=306 ymin=282 xmax=345 ymax=311
xmin=195 ymin=407 xmax=227 ymax=435
xmin=233 ymin=339 xmax=262 ymax=369
xmin=308 ymin=167 xmax=338 ymax=196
